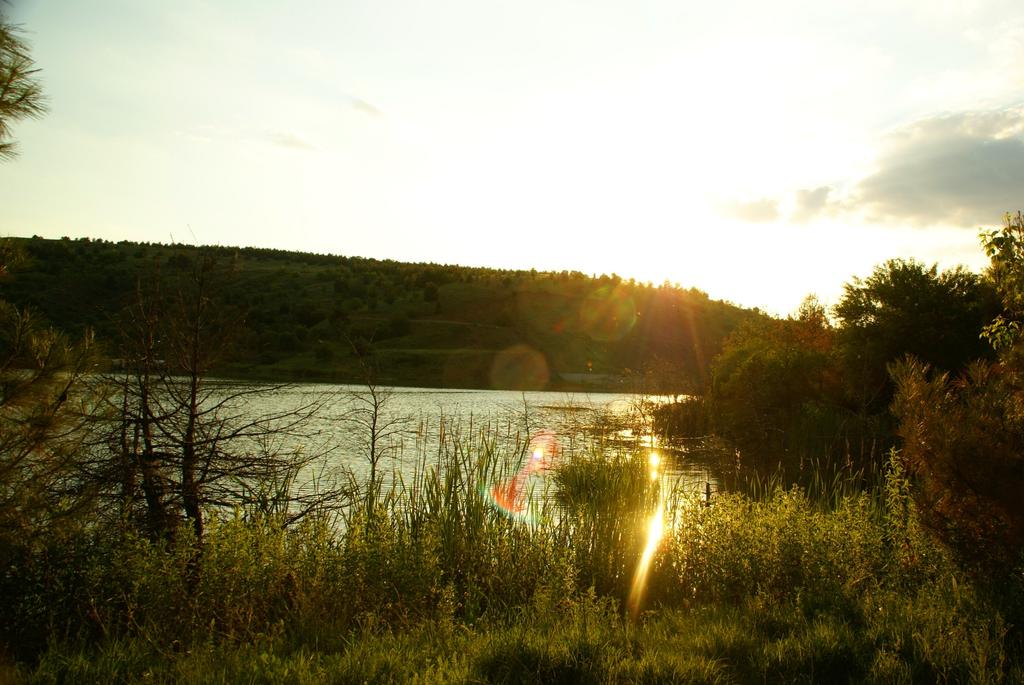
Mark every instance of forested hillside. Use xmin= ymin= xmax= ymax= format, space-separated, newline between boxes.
xmin=1 ymin=235 xmax=758 ymax=389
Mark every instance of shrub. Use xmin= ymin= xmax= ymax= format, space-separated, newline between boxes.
xmin=891 ymin=358 xmax=1024 ymax=577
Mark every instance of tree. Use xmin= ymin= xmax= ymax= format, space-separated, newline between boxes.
xmin=834 ymin=259 xmax=997 ymax=415
xmin=104 ymin=253 xmax=341 ymax=547
xmin=342 ymin=335 xmax=410 ymax=518
xmin=0 ymin=15 xmax=46 ymax=160
xmin=980 ymin=211 xmax=1024 ymax=351
xmin=891 ymin=357 xmax=1024 ymax=574
xmin=0 ymin=301 xmax=99 ymax=537
xmin=708 ymin=301 xmax=841 ymax=463
xmin=891 ymin=212 xmax=1024 ymax=579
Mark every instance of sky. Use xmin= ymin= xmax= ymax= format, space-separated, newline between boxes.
xmin=1 ymin=0 xmax=1022 ymax=315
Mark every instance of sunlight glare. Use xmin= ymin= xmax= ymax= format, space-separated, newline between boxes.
xmin=648 ymin=451 xmax=660 ymax=481
xmin=627 ymin=495 xmax=665 ymax=620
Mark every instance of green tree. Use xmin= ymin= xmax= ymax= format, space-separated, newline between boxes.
xmin=709 ymin=300 xmax=839 ymax=462
xmin=0 ymin=302 xmax=98 ymax=537
xmin=980 ymin=211 xmax=1024 ymax=351
xmin=834 ymin=259 xmax=997 ymax=414
xmin=891 ymin=213 xmax=1024 ymax=580
xmin=0 ymin=301 xmax=103 ymax=660
xmin=0 ymin=16 xmax=46 ymax=159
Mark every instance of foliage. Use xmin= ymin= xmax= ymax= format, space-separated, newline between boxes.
xmin=981 ymin=211 xmax=1024 ymax=351
xmin=675 ymin=260 xmax=999 ymax=480
xmin=0 ymin=302 xmax=99 ymax=537
xmin=889 ymin=218 xmax=1024 ymax=591
xmin=18 ymin=591 xmax=1016 ymax=684
xmin=834 ymin=258 xmax=997 ymax=414
xmin=553 ymin=450 xmax=659 ymax=597
xmin=651 ymin=395 xmax=710 ymax=437
xmin=877 ymin=213 xmax=1024 ymax=656
xmin=0 ymin=16 xmax=46 ymax=160
xmin=704 ymin=297 xmax=858 ymax=466
xmin=3 ymin=448 xmax=1018 ymax=682
xmin=98 ymin=253 xmax=341 ymax=545
xmin=891 ymin=358 xmax=1024 ymax=575
xmin=0 ymin=236 xmax=756 ymax=391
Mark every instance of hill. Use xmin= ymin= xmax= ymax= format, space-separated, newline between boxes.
xmin=0 ymin=236 xmax=761 ymax=390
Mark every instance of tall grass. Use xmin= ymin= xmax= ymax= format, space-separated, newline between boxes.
xmin=4 ymin=422 xmax=1021 ymax=683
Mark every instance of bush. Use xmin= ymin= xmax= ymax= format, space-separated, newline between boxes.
xmin=891 ymin=357 xmax=1024 ymax=577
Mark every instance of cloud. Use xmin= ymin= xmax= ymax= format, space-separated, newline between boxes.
xmin=265 ymin=131 xmax=315 ymax=151
xmin=349 ymin=97 xmax=384 ymax=118
xmin=193 ymin=94 xmax=382 ymax=154
xmin=791 ymin=186 xmax=833 ymax=223
xmin=768 ymin=105 xmax=1024 ymax=228
xmin=720 ymin=197 xmax=779 ymax=223
xmin=850 ymin=106 xmax=1024 ymax=226
xmin=258 ymin=96 xmax=382 ymax=151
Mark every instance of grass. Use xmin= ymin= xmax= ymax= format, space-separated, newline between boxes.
xmin=18 ymin=592 xmax=1017 ymax=684
xmin=2 ymin=429 xmax=1022 ymax=683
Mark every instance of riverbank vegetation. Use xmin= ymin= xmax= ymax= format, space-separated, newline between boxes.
xmin=654 ymin=256 xmax=999 ymax=473
xmin=2 ymin=441 xmax=1020 ymax=683
xmin=2 ymin=215 xmax=1024 ymax=681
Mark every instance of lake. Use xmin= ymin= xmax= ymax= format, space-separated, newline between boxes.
xmin=238 ymin=383 xmax=726 ymax=507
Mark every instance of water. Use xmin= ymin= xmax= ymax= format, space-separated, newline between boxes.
xmin=234 ymin=383 xmax=725 ymax=504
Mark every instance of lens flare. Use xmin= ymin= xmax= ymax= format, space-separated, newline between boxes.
xmin=490 ymin=345 xmax=550 ymax=390
xmin=627 ymin=494 xmax=665 ymax=620
xmin=578 ymin=285 xmax=637 ymax=342
xmin=482 ymin=430 xmax=558 ymax=521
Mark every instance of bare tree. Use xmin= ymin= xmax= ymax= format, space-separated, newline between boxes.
xmin=346 ymin=381 xmax=409 ymax=499
xmin=343 ymin=336 xmax=410 ymax=517
xmin=104 ymin=252 xmax=345 ymax=546
xmin=105 ymin=277 xmax=173 ymax=538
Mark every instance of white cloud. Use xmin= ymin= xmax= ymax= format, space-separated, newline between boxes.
xmin=349 ymin=98 xmax=384 ymax=118
xmin=718 ymin=198 xmax=779 ymax=223
xmin=851 ymin=106 xmax=1024 ymax=226
xmin=265 ymin=131 xmax=315 ymax=151
xmin=754 ymin=105 xmax=1024 ymax=228
xmin=791 ymin=187 xmax=833 ymax=224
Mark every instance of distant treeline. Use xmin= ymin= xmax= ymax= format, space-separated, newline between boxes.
xmin=0 ymin=235 xmax=758 ymax=389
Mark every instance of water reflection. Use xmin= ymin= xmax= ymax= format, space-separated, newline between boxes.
xmin=234 ymin=383 xmax=726 ymax=507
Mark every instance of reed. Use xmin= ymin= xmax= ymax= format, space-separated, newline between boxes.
xmin=4 ymin=422 xmax=1020 ymax=683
